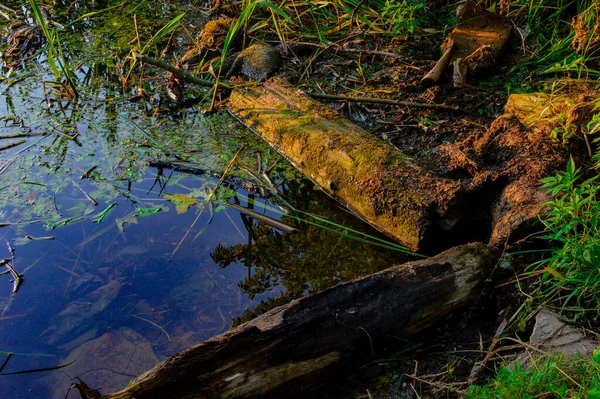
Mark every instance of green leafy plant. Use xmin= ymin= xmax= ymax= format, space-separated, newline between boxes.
xmin=528 ymin=157 xmax=600 ymax=315
xmin=466 ymin=353 xmax=600 ymax=399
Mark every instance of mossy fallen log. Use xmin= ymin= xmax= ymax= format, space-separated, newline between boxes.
xmin=99 ymin=243 xmax=497 ymax=399
xmin=227 ymin=78 xmax=463 ymax=251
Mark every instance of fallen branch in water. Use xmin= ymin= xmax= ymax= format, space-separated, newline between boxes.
xmin=0 ymin=140 xmax=26 ymax=152
xmin=225 ymin=202 xmax=298 ymax=234
xmin=72 ymin=181 xmax=98 ymax=206
xmin=132 ymin=51 xmax=232 ymax=90
xmin=0 ymin=132 xmax=45 ymax=140
xmin=146 ymin=159 xmax=266 ymax=196
xmin=170 ymin=145 xmax=245 ymax=259
xmin=308 ymin=92 xmax=463 ymax=112
xmin=0 ymin=258 xmax=23 ymax=293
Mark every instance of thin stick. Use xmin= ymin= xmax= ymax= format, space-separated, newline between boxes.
xmin=0 ymin=258 xmax=23 ymax=293
xmin=72 ymin=181 xmax=98 ymax=206
xmin=0 ymin=4 xmax=16 ymax=13
xmin=291 ymin=41 xmax=402 ymax=59
xmin=170 ymin=145 xmax=245 ymax=258
xmin=309 ymin=92 xmax=462 ymax=112
xmin=0 ymin=135 xmax=49 ymax=175
xmin=0 ymin=140 xmax=26 ymax=152
xmin=0 ymin=132 xmax=44 ymax=139
xmin=80 ymin=165 xmax=97 ymax=179
xmin=132 ymin=51 xmax=232 ymax=90
xmin=0 ymin=220 xmax=42 ymax=228
xmin=225 ymin=202 xmax=297 ymax=234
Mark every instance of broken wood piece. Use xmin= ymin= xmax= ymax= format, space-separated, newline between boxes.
xmin=228 ymin=77 xmax=464 ymax=251
xmin=449 ymin=2 xmax=512 ymax=74
xmin=453 ymin=58 xmax=467 ymax=87
xmin=422 ymin=2 xmax=512 ymax=86
xmin=101 ymin=243 xmax=498 ymax=399
xmin=421 ymin=39 xmax=454 ymax=87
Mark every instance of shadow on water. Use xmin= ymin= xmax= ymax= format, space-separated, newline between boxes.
xmin=0 ymin=1 xmax=412 ymax=397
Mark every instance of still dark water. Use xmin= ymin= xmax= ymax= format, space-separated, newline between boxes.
xmin=0 ymin=2 xmax=409 ymax=397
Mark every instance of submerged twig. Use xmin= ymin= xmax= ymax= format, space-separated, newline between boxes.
xmin=0 ymin=132 xmax=44 ymax=140
xmin=309 ymin=92 xmax=462 ymax=112
xmin=0 ymin=220 xmax=42 ymax=228
xmin=170 ymin=145 xmax=245 ymax=258
xmin=225 ymin=202 xmax=298 ymax=234
xmin=0 ymin=258 xmax=23 ymax=293
xmin=0 ymin=140 xmax=27 ymax=152
xmin=0 ymin=135 xmax=49 ymax=176
xmin=72 ymin=181 xmax=98 ymax=206
xmin=80 ymin=165 xmax=97 ymax=179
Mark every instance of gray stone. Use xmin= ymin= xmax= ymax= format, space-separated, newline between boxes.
xmin=47 ymin=327 xmax=160 ymax=399
xmin=515 ymin=308 xmax=597 ymax=368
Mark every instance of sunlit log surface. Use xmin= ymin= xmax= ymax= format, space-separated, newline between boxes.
xmin=228 ymin=78 xmax=464 ymax=252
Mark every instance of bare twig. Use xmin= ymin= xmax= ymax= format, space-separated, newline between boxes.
xmin=0 ymin=140 xmax=27 ymax=152
xmin=170 ymin=145 xmax=245 ymax=258
xmin=72 ymin=181 xmax=98 ymax=206
xmin=290 ymin=41 xmax=402 ymax=59
xmin=132 ymin=51 xmax=232 ymax=90
xmin=0 ymin=135 xmax=49 ymax=175
xmin=225 ymin=202 xmax=298 ymax=234
xmin=80 ymin=165 xmax=97 ymax=179
xmin=308 ymin=92 xmax=462 ymax=112
xmin=0 ymin=132 xmax=45 ymax=139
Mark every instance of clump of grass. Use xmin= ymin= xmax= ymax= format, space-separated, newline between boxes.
xmin=511 ymin=0 xmax=600 ymax=78
xmin=466 ymin=353 xmax=600 ymax=398
xmin=527 ymin=156 xmax=600 ymax=317
xmin=29 ymin=0 xmax=78 ymax=97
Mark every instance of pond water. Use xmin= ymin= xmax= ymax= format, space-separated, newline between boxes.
xmin=0 ymin=1 xmax=411 ymax=397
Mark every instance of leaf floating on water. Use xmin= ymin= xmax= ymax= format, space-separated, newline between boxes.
xmin=92 ymin=202 xmax=117 ymax=223
xmin=135 ymin=207 xmax=162 ymax=217
xmin=164 ymin=193 xmax=197 ymax=214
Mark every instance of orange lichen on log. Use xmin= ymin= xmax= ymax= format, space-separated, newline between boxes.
xmin=227 ymin=78 xmax=462 ymax=251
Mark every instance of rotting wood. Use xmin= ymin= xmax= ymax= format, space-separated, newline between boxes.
xmin=421 ymin=39 xmax=454 ymax=87
xmin=448 ymin=3 xmax=512 ymax=73
xmin=99 ymin=243 xmax=498 ymax=399
xmin=227 ymin=77 xmax=463 ymax=251
xmin=422 ymin=2 xmax=512 ymax=86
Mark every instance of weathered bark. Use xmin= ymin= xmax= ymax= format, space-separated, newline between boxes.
xmin=448 ymin=2 xmax=512 ymax=73
xmin=102 ymin=243 xmax=497 ymax=399
xmin=227 ymin=78 xmax=463 ymax=251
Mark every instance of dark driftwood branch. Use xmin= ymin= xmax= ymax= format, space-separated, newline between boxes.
xmin=309 ymin=92 xmax=462 ymax=112
xmin=132 ymin=51 xmax=232 ymax=90
xmin=101 ymin=243 xmax=498 ymax=399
